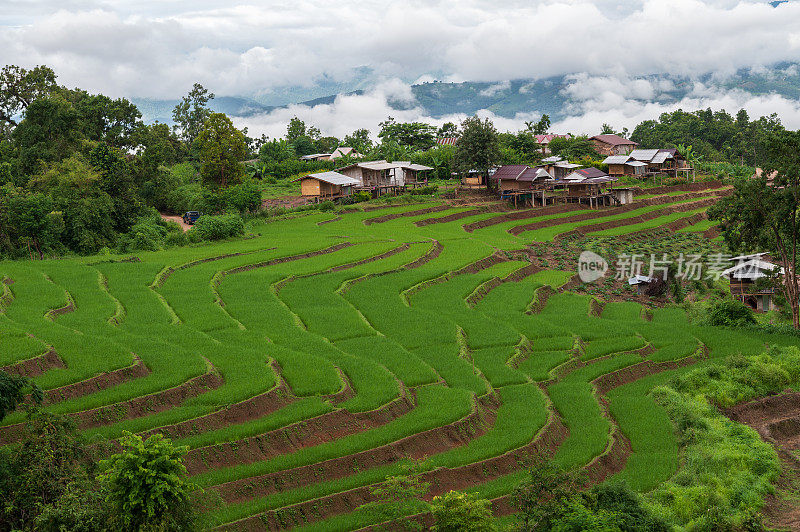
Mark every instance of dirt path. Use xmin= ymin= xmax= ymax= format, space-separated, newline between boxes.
xmin=160 ymin=214 xmax=191 ymax=232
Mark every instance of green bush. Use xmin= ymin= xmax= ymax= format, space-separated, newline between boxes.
xmin=409 ymin=185 xmax=438 ymax=196
xmin=165 ymin=183 xmax=203 ymax=214
xmin=319 ymin=201 xmax=335 ymax=212
xmin=708 ymin=299 xmax=756 ymax=327
xmin=188 ymin=214 xmax=244 ymax=241
xmin=647 ymin=346 xmax=800 ymax=529
xmin=116 ymin=213 xmax=182 ymax=252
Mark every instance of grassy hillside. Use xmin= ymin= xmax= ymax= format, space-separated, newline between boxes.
xmin=1 ymin=184 xmax=795 ymax=530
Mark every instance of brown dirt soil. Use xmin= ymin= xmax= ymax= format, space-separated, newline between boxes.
xmin=463 ymin=204 xmax=581 ymax=233
xmin=526 ymin=285 xmax=555 ymax=314
xmin=43 ymin=354 xmax=150 ymax=404
xmin=136 ymin=360 xmax=293 ymax=442
xmin=508 ymin=189 xmax=727 ymax=236
xmin=216 ymin=402 xmax=567 ymax=531
xmin=45 ymin=296 xmax=75 ymax=320
xmin=185 ymin=383 xmax=416 ymax=475
xmin=1 ymin=348 xmax=65 ymax=378
xmin=215 ymin=392 xmax=502 ymax=505
xmin=261 ymin=196 xmax=312 ymax=210
xmin=589 ymin=298 xmax=605 ymax=317
xmin=337 ymin=240 xmax=442 ymax=295
xmin=0 ymin=365 xmax=225 ymax=444
xmin=223 ymin=243 xmax=354 ymax=276
xmin=160 ymin=213 xmax=192 ymax=232
xmin=415 ymin=203 xmax=510 ymax=227
xmin=317 ymin=216 xmax=341 ymax=225
xmin=633 ymin=181 xmax=724 ymax=196
xmin=363 ymin=205 xmax=453 ymax=225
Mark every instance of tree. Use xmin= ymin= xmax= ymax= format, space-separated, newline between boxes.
xmin=0 ymin=410 xmax=101 ymax=530
xmin=525 ymin=114 xmax=550 ymax=135
xmin=360 ymin=464 xmax=430 ymax=529
xmin=379 ymin=117 xmax=437 ymax=151
xmin=195 ymin=113 xmax=248 ymax=189
xmin=286 ymin=116 xmax=307 ymax=142
xmin=430 ymin=491 xmax=496 ymax=532
xmin=343 ymin=128 xmax=373 ymax=155
xmin=512 ymin=458 xmax=586 ymax=531
xmin=259 ymin=138 xmax=295 ymax=163
xmin=454 ymin=116 xmax=499 ymax=178
xmin=98 ymin=432 xmax=195 ymax=531
xmin=12 ymin=96 xmax=83 ymax=175
xmin=69 ymin=91 xmax=142 ymax=149
xmin=0 ymin=64 xmax=58 ymax=128
xmin=438 ymin=122 xmax=458 ymax=138
xmin=172 ymin=83 xmax=214 ymax=145
xmin=6 ymin=192 xmax=63 ymax=259
xmin=548 ymin=136 xmax=599 ymax=161
xmin=0 ymin=371 xmax=41 ymax=421
xmin=708 ymin=130 xmax=800 ymax=327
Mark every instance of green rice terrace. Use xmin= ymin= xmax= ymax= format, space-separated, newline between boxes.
xmin=2 ymin=181 xmax=798 ymax=530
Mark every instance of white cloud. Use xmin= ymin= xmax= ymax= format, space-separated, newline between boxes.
xmin=0 ymin=0 xmax=798 ymax=99
xmin=479 ymin=81 xmax=511 ymax=97
xmin=232 ymin=78 xmax=800 ymax=142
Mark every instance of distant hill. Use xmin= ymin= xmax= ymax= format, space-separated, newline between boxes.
xmin=133 ymin=63 xmax=800 ymax=125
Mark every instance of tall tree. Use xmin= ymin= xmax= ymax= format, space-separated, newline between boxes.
xmin=379 ymin=117 xmax=437 ymax=151
xmin=343 ymin=128 xmax=373 ymax=155
xmin=0 ymin=371 xmax=41 ymax=421
xmin=0 ymin=65 xmax=58 ymax=128
xmin=99 ymin=432 xmax=195 ymax=531
xmin=430 ymin=491 xmax=496 ymax=532
xmin=525 ymin=114 xmax=550 ymax=135
xmin=195 ymin=113 xmax=248 ymax=189
xmin=453 ymin=116 xmax=499 ymax=178
xmin=709 ymin=130 xmax=800 ymax=327
xmin=172 ymin=83 xmax=214 ymax=145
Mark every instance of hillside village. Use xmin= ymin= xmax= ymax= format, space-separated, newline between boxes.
xmin=3 ymin=60 xmax=800 ymax=532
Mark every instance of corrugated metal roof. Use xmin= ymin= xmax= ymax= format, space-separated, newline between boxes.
xmin=359 ymin=161 xmax=397 ymax=171
xmin=437 ymin=137 xmax=458 ymax=146
xmin=517 ymin=167 xmax=554 ymax=182
xmin=555 ymin=162 xmax=582 ymax=168
xmin=629 ymin=149 xmax=659 ymax=162
xmin=492 ymin=165 xmax=528 ymax=181
xmin=602 ymin=155 xmax=631 ymax=164
xmin=542 ymin=155 xmax=563 ymax=163
xmin=721 ymin=259 xmax=783 ymax=280
xmin=628 ymin=275 xmax=654 ymax=285
xmin=625 ymin=161 xmax=647 ymax=167
xmin=303 ymin=171 xmax=361 ymax=186
xmin=402 ymin=163 xmax=433 ymax=171
xmin=651 ymin=151 xmax=671 ymax=164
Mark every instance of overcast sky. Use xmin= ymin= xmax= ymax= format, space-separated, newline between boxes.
xmin=2 ymin=1 xmax=800 ymax=136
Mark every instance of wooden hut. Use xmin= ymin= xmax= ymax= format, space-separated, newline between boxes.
xmin=563 ymin=167 xmax=617 ymax=207
xmin=590 ymin=134 xmax=638 ymax=156
xmin=296 ymin=171 xmax=360 ymax=201
xmin=722 ymin=253 xmax=783 ymax=312
xmin=602 ymin=155 xmax=646 ymax=177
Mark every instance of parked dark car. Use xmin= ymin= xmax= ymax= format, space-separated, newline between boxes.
xmin=182 ymin=211 xmax=202 ymax=225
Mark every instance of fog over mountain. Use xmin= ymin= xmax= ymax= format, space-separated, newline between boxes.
xmin=2 ymin=1 xmax=800 ymax=136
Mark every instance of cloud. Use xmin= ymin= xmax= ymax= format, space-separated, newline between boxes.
xmin=231 ymin=77 xmax=800 ymax=142
xmin=479 ymin=81 xmax=511 ymax=97
xmin=0 ymin=1 xmax=799 ymax=99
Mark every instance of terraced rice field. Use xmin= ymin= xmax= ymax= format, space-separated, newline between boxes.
xmin=2 ymin=182 xmax=796 ymax=530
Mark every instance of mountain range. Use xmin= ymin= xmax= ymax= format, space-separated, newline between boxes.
xmin=132 ymin=62 xmax=800 ymax=126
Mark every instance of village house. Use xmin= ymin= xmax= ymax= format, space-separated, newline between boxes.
xmin=534 ymin=134 xmax=571 ymax=154
xmin=541 ymin=156 xmax=582 ymax=181
xmin=722 ymin=253 xmax=784 ymax=312
xmin=602 ymin=155 xmax=647 ymax=177
xmin=296 ymin=171 xmax=360 ymax=201
xmin=491 ymin=164 xmax=555 ymax=207
xmin=299 ymin=146 xmax=361 ymax=162
xmin=563 ymin=167 xmax=617 ymax=208
xmin=590 ymin=134 xmax=638 ymax=156
xmin=336 ymin=160 xmax=432 ymax=196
